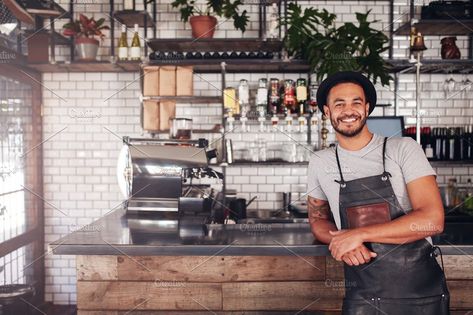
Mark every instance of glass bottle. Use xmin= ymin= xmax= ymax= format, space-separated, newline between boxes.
xmin=129 ymin=24 xmax=141 ymax=61
xmin=118 ymin=24 xmax=128 ymax=61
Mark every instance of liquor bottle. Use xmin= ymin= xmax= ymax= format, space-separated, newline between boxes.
xmin=117 ymin=24 xmax=128 ymax=61
xmin=238 ymin=79 xmax=250 ymax=132
xmin=296 ymin=78 xmax=307 ymax=115
xmin=256 ymin=78 xmax=268 ymax=132
xmin=268 ymin=78 xmax=280 ymax=115
xmin=296 ymin=79 xmax=307 ymax=133
xmin=283 ymin=79 xmax=296 ymax=114
xmin=129 ymin=24 xmax=141 ymax=61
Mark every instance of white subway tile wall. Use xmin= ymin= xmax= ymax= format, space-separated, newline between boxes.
xmin=40 ymin=0 xmax=473 ymax=304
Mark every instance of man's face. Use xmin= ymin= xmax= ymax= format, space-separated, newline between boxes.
xmin=323 ymin=82 xmax=370 ymax=137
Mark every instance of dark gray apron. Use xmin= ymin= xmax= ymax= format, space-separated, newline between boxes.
xmin=334 ymin=137 xmax=450 ymax=315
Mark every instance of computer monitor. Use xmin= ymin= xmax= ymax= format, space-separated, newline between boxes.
xmin=367 ymin=116 xmax=405 ymax=138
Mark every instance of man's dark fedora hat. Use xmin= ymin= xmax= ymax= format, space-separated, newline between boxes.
xmin=316 ymin=71 xmax=377 ymax=114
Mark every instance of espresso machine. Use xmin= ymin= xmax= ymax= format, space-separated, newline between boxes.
xmin=117 ymin=137 xmax=223 ymax=218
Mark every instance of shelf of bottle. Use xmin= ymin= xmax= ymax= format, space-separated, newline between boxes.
xmin=113 ymin=10 xmax=155 ymax=27
xmin=387 ymin=59 xmax=473 ymax=74
xmin=142 ymin=95 xmax=222 ymax=103
xmin=394 ymin=19 xmax=473 ymax=36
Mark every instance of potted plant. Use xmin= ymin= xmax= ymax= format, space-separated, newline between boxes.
xmin=63 ymin=14 xmax=109 ymax=61
xmin=281 ymin=3 xmax=392 ymax=86
xmin=171 ymin=0 xmax=249 ymax=39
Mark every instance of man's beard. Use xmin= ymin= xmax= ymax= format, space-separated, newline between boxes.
xmin=330 ymin=114 xmax=367 ymax=137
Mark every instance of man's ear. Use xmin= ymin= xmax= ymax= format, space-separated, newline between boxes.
xmin=324 ymin=105 xmax=330 ymax=117
xmin=365 ymin=102 xmax=370 ymax=115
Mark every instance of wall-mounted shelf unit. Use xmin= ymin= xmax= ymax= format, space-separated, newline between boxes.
xmin=113 ymin=10 xmax=155 ymax=27
xmin=395 ymin=19 xmax=473 ymax=36
xmin=27 ymin=60 xmax=141 ymax=72
xmin=388 ymin=59 xmax=473 ymax=74
xmin=142 ymin=96 xmax=222 ymax=104
xmin=147 ymin=39 xmax=283 ymax=53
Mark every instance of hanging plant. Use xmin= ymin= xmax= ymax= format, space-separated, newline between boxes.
xmin=281 ymin=3 xmax=392 ymax=86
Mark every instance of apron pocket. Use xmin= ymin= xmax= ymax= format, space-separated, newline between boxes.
xmin=378 ymin=294 xmax=450 ymax=315
xmin=342 ymin=298 xmax=379 ymax=315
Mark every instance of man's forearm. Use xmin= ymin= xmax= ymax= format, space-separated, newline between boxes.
xmin=358 ymin=207 xmax=444 ymax=244
xmin=311 ymin=220 xmax=338 ymax=244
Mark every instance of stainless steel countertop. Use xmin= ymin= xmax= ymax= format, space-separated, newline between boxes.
xmin=51 ymin=208 xmax=473 ymax=256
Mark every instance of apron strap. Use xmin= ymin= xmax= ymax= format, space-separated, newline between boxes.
xmin=334 ymin=145 xmax=346 ymax=186
xmin=382 ymin=137 xmax=392 ymax=180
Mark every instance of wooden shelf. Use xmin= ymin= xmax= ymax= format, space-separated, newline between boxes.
xmin=147 ymin=39 xmax=283 ymax=53
xmin=142 ymin=96 xmax=222 ymax=103
xmin=147 ymin=59 xmax=310 ymax=73
xmin=27 ymin=60 xmax=141 ymax=72
xmin=395 ymin=19 xmax=473 ymax=36
xmin=388 ymin=59 xmax=473 ymax=74
xmin=113 ymin=10 xmax=155 ymax=27
xmin=24 ymin=30 xmax=71 ymax=45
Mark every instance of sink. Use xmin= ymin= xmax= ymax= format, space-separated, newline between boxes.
xmin=237 ymin=218 xmax=309 ymax=224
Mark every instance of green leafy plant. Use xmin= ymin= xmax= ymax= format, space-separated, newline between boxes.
xmin=171 ymin=0 xmax=249 ymax=32
xmin=281 ymin=3 xmax=392 ymax=86
xmin=63 ymin=14 xmax=109 ymax=39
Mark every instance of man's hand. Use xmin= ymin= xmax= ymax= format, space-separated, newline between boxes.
xmin=329 ymin=229 xmax=367 ymax=261
xmin=341 ymin=244 xmax=377 ymax=266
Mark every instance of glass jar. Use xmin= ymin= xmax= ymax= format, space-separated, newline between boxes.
xmin=169 ymin=118 xmax=192 ymax=139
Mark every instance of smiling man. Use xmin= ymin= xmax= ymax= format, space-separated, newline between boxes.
xmin=307 ymin=71 xmax=450 ymax=314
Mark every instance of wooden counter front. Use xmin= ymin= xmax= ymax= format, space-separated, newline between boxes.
xmin=75 ymin=255 xmax=473 ymax=314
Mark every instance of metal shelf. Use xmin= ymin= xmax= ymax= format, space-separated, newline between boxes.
xmin=147 ymin=59 xmax=310 ymax=73
xmin=27 ymin=61 xmax=141 ymax=72
xmin=113 ymin=10 xmax=155 ymax=27
xmin=229 ymin=160 xmax=309 ymax=166
xmin=388 ymin=59 xmax=473 ymax=74
xmin=395 ymin=19 xmax=473 ymax=36
xmin=142 ymin=96 xmax=222 ymax=103
xmin=146 ymin=39 xmax=283 ymax=53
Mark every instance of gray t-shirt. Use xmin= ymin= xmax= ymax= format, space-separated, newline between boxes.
xmin=307 ymin=133 xmax=436 ymax=230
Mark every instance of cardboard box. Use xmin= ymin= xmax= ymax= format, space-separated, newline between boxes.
xmin=159 ymin=101 xmax=176 ymax=130
xmin=176 ymin=66 xmax=194 ymax=96
xmin=143 ymin=66 xmax=160 ymax=96
xmin=158 ymin=66 xmax=176 ymax=96
xmin=142 ymin=100 xmax=160 ymax=131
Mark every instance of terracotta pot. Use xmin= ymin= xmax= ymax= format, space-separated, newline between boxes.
xmin=189 ymin=15 xmax=218 ymax=39
xmin=441 ymin=37 xmax=461 ymax=59
xmin=75 ymin=37 xmax=99 ymax=61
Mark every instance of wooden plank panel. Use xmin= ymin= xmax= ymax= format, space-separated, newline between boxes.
xmin=441 ymin=256 xmax=473 ymax=280
xmin=77 ymin=281 xmax=222 ymax=310
xmin=223 ymin=256 xmax=325 ymax=281
xmin=325 ymin=257 xmax=344 ymax=281
xmin=222 ymin=282 xmax=344 ymax=311
xmin=77 ymin=256 xmax=118 ymax=281
xmin=116 ymin=256 xmax=325 ymax=282
xmin=447 ymin=280 xmax=473 ymax=309
xmin=117 ymin=256 xmax=225 ymax=282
